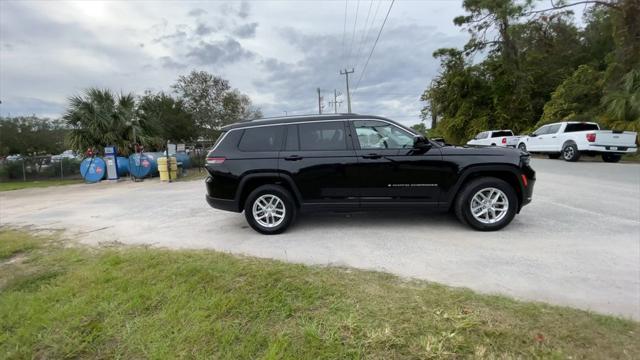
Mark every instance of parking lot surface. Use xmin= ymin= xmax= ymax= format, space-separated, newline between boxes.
xmin=1 ymin=159 xmax=639 ymax=319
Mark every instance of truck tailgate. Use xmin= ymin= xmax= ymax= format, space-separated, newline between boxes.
xmin=593 ymin=131 xmax=637 ymax=147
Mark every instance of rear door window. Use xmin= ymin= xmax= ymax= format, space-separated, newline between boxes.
xmin=564 ymin=123 xmax=599 ymax=132
xmin=238 ymin=126 xmax=284 ymax=152
xmin=299 ymin=121 xmax=347 ymax=151
xmin=491 ymin=131 xmax=513 ymax=137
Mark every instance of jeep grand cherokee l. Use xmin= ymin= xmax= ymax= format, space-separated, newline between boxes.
xmin=205 ymin=114 xmax=535 ymax=234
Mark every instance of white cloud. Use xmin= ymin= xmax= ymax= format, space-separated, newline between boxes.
xmin=1 ymin=0 xmax=473 ymax=126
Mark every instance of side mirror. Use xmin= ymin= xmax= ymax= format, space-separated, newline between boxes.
xmin=413 ymin=135 xmax=431 ymax=149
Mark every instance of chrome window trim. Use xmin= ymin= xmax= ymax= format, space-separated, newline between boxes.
xmin=210 ymin=118 xmax=417 ymax=152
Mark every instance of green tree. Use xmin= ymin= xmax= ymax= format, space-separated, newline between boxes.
xmin=64 ymin=88 xmax=137 ymax=155
xmin=601 ymin=69 xmax=640 ymax=132
xmin=538 ymin=65 xmax=604 ymax=126
xmin=0 ymin=116 xmax=68 ymax=156
xmin=137 ymin=92 xmax=198 ymax=147
xmin=172 ymin=71 xmax=262 ymax=140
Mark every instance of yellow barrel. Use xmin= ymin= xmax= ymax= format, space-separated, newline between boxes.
xmin=157 ymin=156 xmax=178 ymax=181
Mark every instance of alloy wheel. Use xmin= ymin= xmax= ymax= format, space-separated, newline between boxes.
xmin=252 ymin=194 xmax=286 ymax=228
xmin=470 ymin=187 xmax=509 ymax=224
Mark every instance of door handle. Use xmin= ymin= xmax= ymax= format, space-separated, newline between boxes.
xmin=284 ymin=155 xmax=303 ymax=161
xmin=362 ymin=153 xmax=382 ymax=159
xmin=551 ymin=136 xmax=557 ymax=138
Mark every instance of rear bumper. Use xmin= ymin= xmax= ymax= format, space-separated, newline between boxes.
xmin=584 ymin=144 xmax=637 ymax=153
xmin=206 ymin=195 xmax=241 ymax=212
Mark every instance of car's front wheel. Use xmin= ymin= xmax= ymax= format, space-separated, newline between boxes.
xmin=454 ymin=177 xmax=518 ymax=231
xmin=244 ymin=184 xmax=296 ymax=234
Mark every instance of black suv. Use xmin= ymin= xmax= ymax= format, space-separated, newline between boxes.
xmin=205 ymin=114 xmax=535 ymax=234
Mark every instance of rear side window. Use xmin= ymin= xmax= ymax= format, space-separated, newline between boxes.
xmin=212 ymin=131 xmax=227 ymax=149
xmin=299 ymin=122 xmax=346 ymax=151
xmin=238 ymin=126 xmax=284 ymax=152
xmin=564 ymin=123 xmax=599 ymax=132
xmin=491 ymin=131 xmax=513 ymax=137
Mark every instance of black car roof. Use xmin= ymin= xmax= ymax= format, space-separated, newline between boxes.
xmin=221 ymin=113 xmax=402 ymax=131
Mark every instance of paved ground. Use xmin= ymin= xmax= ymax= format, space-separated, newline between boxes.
xmin=1 ymin=159 xmax=639 ymax=319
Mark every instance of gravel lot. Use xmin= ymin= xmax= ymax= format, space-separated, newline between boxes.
xmin=1 ymin=158 xmax=639 ymax=319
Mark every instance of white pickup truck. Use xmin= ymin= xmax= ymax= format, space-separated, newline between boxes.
xmin=467 ymin=130 xmax=521 ymax=148
xmin=517 ymin=122 xmax=637 ymax=162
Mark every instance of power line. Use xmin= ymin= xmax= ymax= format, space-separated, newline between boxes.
xmin=346 ymin=0 xmax=360 ymax=67
xmin=354 ymin=0 xmax=395 ymax=91
xmin=341 ymin=0 xmax=348 ymax=66
xmin=352 ymin=0 xmax=375 ymax=71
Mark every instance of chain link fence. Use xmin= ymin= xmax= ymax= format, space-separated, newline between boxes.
xmin=0 ymin=156 xmax=83 ymax=182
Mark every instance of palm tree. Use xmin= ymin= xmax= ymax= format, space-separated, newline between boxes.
xmin=602 ymin=69 xmax=640 ymax=132
xmin=64 ymin=88 xmax=137 ymax=155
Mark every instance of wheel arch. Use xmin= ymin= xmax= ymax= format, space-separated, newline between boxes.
xmin=446 ymin=165 xmax=525 ymax=213
xmin=236 ymin=172 xmax=302 ymax=211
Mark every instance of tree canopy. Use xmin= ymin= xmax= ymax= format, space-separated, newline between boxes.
xmin=420 ymin=0 xmax=640 ymax=144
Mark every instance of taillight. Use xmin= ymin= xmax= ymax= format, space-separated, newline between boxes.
xmin=586 ymin=133 xmax=596 ymax=142
xmin=206 ymin=157 xmax=225 ymax=164
xmin=501 ymin=137 xmax=507 ymax=144
xmin=521 ymin=174 xmax=528 ymax=187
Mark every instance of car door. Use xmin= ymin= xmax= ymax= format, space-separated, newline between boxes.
xmin=526 ymin=125 xmax=549 ymax=151
xmin=350 ymin=119 xmax=443 ymax=205
xmin=543 ymin=124 xmax=562 ymax=151
xmin=278 ymin=121 xmax=360 ymax=209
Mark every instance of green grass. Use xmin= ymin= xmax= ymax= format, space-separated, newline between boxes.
xmin=0 ymin=179 xmax=83 ymax=192
xmin=1 ymin=229 xmax=638 ymax=359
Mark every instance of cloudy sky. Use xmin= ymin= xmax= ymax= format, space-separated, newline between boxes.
xmin=0 ymin=0 xmax=473 ymax=126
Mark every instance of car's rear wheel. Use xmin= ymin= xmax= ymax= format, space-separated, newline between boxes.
xmin=454 ymin=177 xmax=518 ymax=231
xmin=244 ymin=185 xmax=296 ymax=234
xmin=602 ymin=153 xmax=622 ymax=163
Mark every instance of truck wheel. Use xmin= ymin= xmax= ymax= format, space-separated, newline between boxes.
xmin=244 ymin=184 xmax=296 ymax=235
xmin=562 ymin=143 xmax=580 ymax=162
xmin=602 ymin=153 xmax=622 ymax=163
xmin=518 ymin=143 xmax=527 ymax=152
xmin=454 ymin=177 xmax=518 ymax=231
xmin=548 ymin=153 xmax=560 ymax=159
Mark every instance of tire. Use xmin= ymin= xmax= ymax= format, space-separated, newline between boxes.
xmin=518 ymin=143 xmax=527 ymax=152
xmin=491 ymin=143 xmax=496 ymax=146
xmin=548 ymin=153 xmax=561 ymax=159
xmin=602 ymin=153 xmax=622 ymax=163
xmin=244 ymin=184 xmax=296 ymax=235
xmin=454 ymin=177 xmax=518 ymax=231
xmin=561 ymin=142 xmax=580 ymax=162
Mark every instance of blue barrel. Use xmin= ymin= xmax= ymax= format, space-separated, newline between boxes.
xmin=116 ymin=156 xmax=129 ymax=176
xmin=128 ymin=152 xmax=162 ymax=178
xmin=80 ymin=157 xmax=106 ymax=183
xmin=175 ymin=152 xmax=192 ymax=169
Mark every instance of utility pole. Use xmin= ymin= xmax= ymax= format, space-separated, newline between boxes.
xmin=316 ymin=88 xmax=325 ymax=114
xmin=329 ymin=89 xmax=343 ymax=114
xmin=339 ymin=68 xmax=354 ymax=113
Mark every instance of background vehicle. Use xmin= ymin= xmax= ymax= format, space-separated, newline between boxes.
xmin=467 ymin=130 xmax=521 ymax=148
xmin=517 ymin=122 xmax=637 ymax=162
xmin=6 ymin=154 xmax=24 ymax=162
xmin=205 ymin=114 xmax=535 ymax=234
xmin=51 ymin=150 xmax=77 ymax=162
